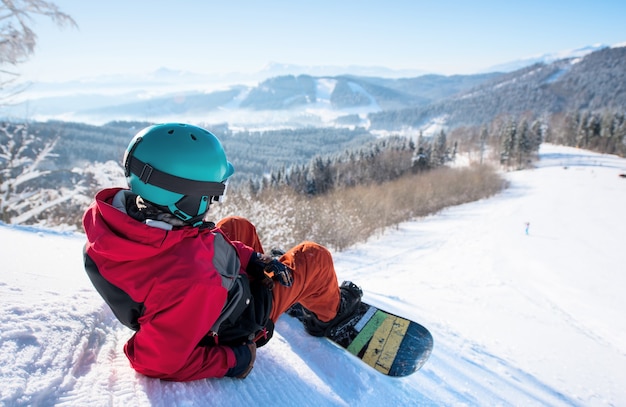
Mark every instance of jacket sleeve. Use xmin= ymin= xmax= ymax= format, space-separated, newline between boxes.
xmin=123 ymin=282 xmax=237 ymax=381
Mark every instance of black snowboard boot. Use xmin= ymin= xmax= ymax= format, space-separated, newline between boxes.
xmin=299 ymin=281 xmax=363 ymax=337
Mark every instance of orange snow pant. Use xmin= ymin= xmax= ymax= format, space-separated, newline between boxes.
xmin=216 ymin=216 xmax=340 ymax=323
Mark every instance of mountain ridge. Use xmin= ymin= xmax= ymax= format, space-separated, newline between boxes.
xmin=4 ymin=43 xmax=625 ymax=132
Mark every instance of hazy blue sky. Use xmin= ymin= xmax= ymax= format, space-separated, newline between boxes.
xmin=19 ymin=0 xmax=626 ymax=82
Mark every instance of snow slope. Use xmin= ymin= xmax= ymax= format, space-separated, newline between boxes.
xmin=1 ymin=144 xmax=625 ymax=406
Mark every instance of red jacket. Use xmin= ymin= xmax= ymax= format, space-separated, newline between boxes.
xmin=82 ymin=188 xmax=256 ymax=381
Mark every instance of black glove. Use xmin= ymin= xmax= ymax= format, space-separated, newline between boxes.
xmin=248 ymin=252 xmax=293 ymax=287
xmin=225 ymin=342 xmax=256 ymax=379
xmin=263 ymin=258 xmax=293 ymax=287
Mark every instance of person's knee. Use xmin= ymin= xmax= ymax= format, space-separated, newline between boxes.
xmin=293 ymin=241 xmax=330 ymax=258
xmin=218 ymin=216 xmax=253 ymax=228
xmin=289 ymin=241 xmax=334 ymax=274
xmin=216 ymin=216 xmax=263 ymax=251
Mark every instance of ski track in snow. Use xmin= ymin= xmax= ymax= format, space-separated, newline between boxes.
xmin=1 ymin=143 xmax=626 ymax=406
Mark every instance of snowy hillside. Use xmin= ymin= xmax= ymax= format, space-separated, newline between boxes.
xmin=1 ymin=144 xmax=625 ymax=406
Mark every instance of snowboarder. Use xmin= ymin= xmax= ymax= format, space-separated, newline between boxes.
xmin=82 ymin=123 xmax=362 ymax=381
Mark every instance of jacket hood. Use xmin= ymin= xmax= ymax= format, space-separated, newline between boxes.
xmin=83 ymin=188 xmax=200 ymax=263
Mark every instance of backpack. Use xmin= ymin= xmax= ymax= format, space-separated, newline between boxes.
xmin=203 ymin=275 xmax=273 ymax=347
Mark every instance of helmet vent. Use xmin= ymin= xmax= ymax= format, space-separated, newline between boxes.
xmin=190 ymin=133 xmax=197 ymax=141
xmin=167 ymin=129 xmax=174 ymax=134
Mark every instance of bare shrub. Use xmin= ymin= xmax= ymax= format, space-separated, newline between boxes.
xmin=212 ymin=164 xmax=506 ymax=251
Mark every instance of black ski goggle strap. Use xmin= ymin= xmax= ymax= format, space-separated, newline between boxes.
xmin=126 ymin=155 xmax=226 ymax=197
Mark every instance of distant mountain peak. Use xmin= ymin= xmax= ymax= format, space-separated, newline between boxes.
xmin=483 ymin=43 xmax=608 ymax=73
xmin=611 ymin=41 xmax=626 ymax=49
xmin=259 ymin=61 xmax=427 ymax=79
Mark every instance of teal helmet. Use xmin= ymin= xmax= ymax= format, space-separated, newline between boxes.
xmin=123 ymin=123 xmax=234 ymax=225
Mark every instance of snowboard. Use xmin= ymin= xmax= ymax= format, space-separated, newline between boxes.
xmin=287 ymin=301 xmax=433 ymax=377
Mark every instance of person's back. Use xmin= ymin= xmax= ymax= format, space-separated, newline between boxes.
xmin=83 ymin=123 xmax=361 ymax=381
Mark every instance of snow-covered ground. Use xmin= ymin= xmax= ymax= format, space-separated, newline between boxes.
xmin=1 ymin=144 xmax=625 ymax=406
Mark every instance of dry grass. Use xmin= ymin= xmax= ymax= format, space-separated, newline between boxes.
xmin=211 ymin=164 xmax=507 ymax=251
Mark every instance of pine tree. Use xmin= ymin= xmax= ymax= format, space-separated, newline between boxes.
xmin=530 ymin=119 xmax=544 ymax=155
xmin=500 ymin=119 xmax=517 ymax=166
xmin=599 ymin=111 xmax=615 ymax=153
xmin=479 ymin=126 xmax=488 ymax=165
xmin=576 ymin=111 xmax=591 ymax=148
xmin=516 ymin=120 xmax=531 ymax=169
xmin=431 ymin=130 xmax=448 ymax=167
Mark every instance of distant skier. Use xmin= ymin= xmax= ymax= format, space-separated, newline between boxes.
xmin=525 ymin=222 xmax=530 ymax=235
xmin=82 ymin=123 xmax=362 ymax=381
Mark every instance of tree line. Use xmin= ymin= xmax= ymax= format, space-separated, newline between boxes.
xmin=248 ymin=131 xmax=458 ymax=197
xmin=546 ymin=110 xmax=626 ymax=156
